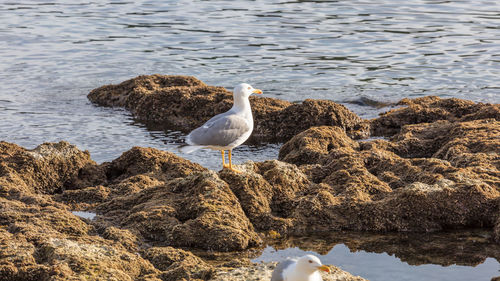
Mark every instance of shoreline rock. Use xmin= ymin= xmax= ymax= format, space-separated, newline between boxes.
xmin=88 ymin=75 xmax=367 ymax=142
xmin=1 ymin=74 xmax=499 ymax=280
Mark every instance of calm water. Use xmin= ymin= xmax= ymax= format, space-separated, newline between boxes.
xmin=253 ymin=231 xmax=500 ymax=281
xmin=71 ymin=211 xmax=96 ymax=220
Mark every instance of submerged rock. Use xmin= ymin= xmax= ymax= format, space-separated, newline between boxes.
xmin=88 ymin=74 xmax=365 ymax=142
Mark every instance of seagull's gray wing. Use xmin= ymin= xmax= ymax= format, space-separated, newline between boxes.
xmin=271 ymin=259 xmax=295 ymax=281
xmin=187 ymin=114 xmax=250 ymax=147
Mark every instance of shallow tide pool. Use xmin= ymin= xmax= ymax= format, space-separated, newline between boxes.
xmin=253 ymin=231 xmax=500 ymax=281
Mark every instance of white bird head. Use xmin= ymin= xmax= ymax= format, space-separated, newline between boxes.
xmin=233 ymin=83 xmax=263 ymax=98
xmin=295 ymin=255 xmax=331 ymax=274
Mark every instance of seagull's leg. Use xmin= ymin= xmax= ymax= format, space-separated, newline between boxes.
xmin=228 ymin=149 xmax=241 ymax=173
xmin=221 ymin=150 xmax=229 ymax=168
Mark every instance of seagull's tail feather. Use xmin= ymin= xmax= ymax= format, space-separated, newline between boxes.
xmin=179 ymin=145 xmax=203 ymax=154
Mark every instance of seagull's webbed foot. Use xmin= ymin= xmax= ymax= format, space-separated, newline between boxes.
xmin=228 ymin=166 xmax=242 ymax=173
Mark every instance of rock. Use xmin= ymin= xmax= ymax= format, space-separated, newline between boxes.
xmin=1 ymin=93 xmax=499 ymax=279
xmin=275 ymin=99 xmax=364 ymax=141
xmin=101 ymin=226 xmax=140 ymax=252
xmin=278 ymin=126 xmax=359 ymax=165
xmin=104 ymin=146 xmax=206 ymax=183
xmin=96 ymin=170 xmax=262 ymax=252
xmin=0 ymin=198 xmax=159 ymax=281
xmin=210 ymin=262 xmax=367 ymax=281
xmin=142 ymin=247 xmax=213 ymax=281
xmin=88 ymin=75 xmax=364 ymax=142
xmin=36 ymin=237 xmax=157 ymax=281
xmin=0 ymin=141 xmax=101 ymax=197
xmin=55 ymin=185 xmax=111 ymax=210
xmin=371 ymin=96 xmax=499 ymax=136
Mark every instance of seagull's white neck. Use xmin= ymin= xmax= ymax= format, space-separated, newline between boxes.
xmin=231 ymin=95 xmax=253 ymax=120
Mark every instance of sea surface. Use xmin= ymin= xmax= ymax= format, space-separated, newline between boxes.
xmin=1 ymin=1 xmax=499 ymax=280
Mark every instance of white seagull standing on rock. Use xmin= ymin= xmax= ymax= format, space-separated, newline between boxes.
xmin=271 ymin=255 xmax=331 ymax=281
xmin=180 ymin=83 xmax=262 ymax=173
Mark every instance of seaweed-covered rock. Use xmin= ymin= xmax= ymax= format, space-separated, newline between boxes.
xmin=142 ymin=247 xmax=213 ymax=281
xmin=371 ymin=96 xmax=500 ymax=136
xmin=88 ymin=75 xmax=364 ymax=142
xmin=104 ymin=146 xmax=206 ymax=183
xmin=96 ymin=170 xmax=261 ymax=252
xmin=0 ymin=141 xmax=102 ymax=197
xmin=278 ymin=126 xmax=359 ymax=165
xmin=0 ymin=198 xmax=159 ymax=281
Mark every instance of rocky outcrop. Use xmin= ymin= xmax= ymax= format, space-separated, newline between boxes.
xmin=0 ymin=141 xmax=103 ymax=197
xmin=0 ymin=197 xmax=159 ymax=281
xmin=278 ymin=126 xmax=360 ymax=165
xmin=2 ymin=85 xmax=499 ymax=280
xmin=96 ymin=170 xmax=262 ymax=252
xmin=141 ymin=247 xmax=214 ymax=281
xmin=370 ymin=96 xmax=500 ymax=136
xmin=276 ymin=117 xmax=499 ymax=233
xmin=88 ymin=75 xmax=365 ymax=142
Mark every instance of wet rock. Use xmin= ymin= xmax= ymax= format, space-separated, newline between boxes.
xmin=275 ymin=99 xmax=364 ymax=141
xmin=278 ymin=126 xmax=359 ymax=165
xmin=101 ymin=226 xmax=140 ymax=252
xmin=88 ymin=75 xmax=364 ymax=142
xmin=0 ymin=141 xmax=101 ymax=197
xmin=275 ymin=119 xmax=498 ymax=234
xmin=0 ymin=198 xmax=159 ymax=281
xmin=210 ymin=262 xmax=367 ymax=281
xmin=96 ymin=170 xmax=262 ymax=252
xmin=55 ymin=185 xmax=111 ymax=209
xmin=371 ymin=96 xmax=499 ymax=136
xmin=219 ymin=160 xmax=310 ymax=233
xmin=35 ymin=237 xmax=157 ymax=281
xmin=104 ymin=146 xmax=206 ymax=183
xmin=142 ymin=247 xmax=214 ymax=281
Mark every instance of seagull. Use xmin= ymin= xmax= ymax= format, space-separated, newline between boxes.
xmin=180 ymin=83 xmax=262 ymax=173
xmin=271 ymin=255 xmax=331 ymax=281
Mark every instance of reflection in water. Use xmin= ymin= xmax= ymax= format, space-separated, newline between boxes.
xmin=254 ymin=230 xmax=500 ymax=281
xmin=71 ymin=211 xmax=97 ymax=220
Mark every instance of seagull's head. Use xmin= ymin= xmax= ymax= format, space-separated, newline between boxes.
xmin=233 ymin=83 xmax=262 ymax=99
xmin=296 ymin=255 xmax=331 ymax=274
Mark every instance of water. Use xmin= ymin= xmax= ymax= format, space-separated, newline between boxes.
xmin=71 ymin=211 xmax=96 ymax=220
xmin=253 ymin=230 xmax=500 ymax=281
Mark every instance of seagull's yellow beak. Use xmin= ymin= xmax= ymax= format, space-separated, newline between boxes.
xmin=252 ymin=89 xmax=263 ymax=94
xmin=317 ymin=265 xmax=330 ymax=273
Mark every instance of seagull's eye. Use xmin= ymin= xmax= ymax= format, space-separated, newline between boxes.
xmin=308 ymin=260 xmax=312 ymax=263
xmin=247 ymin=87 xmax=251 ymax=90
